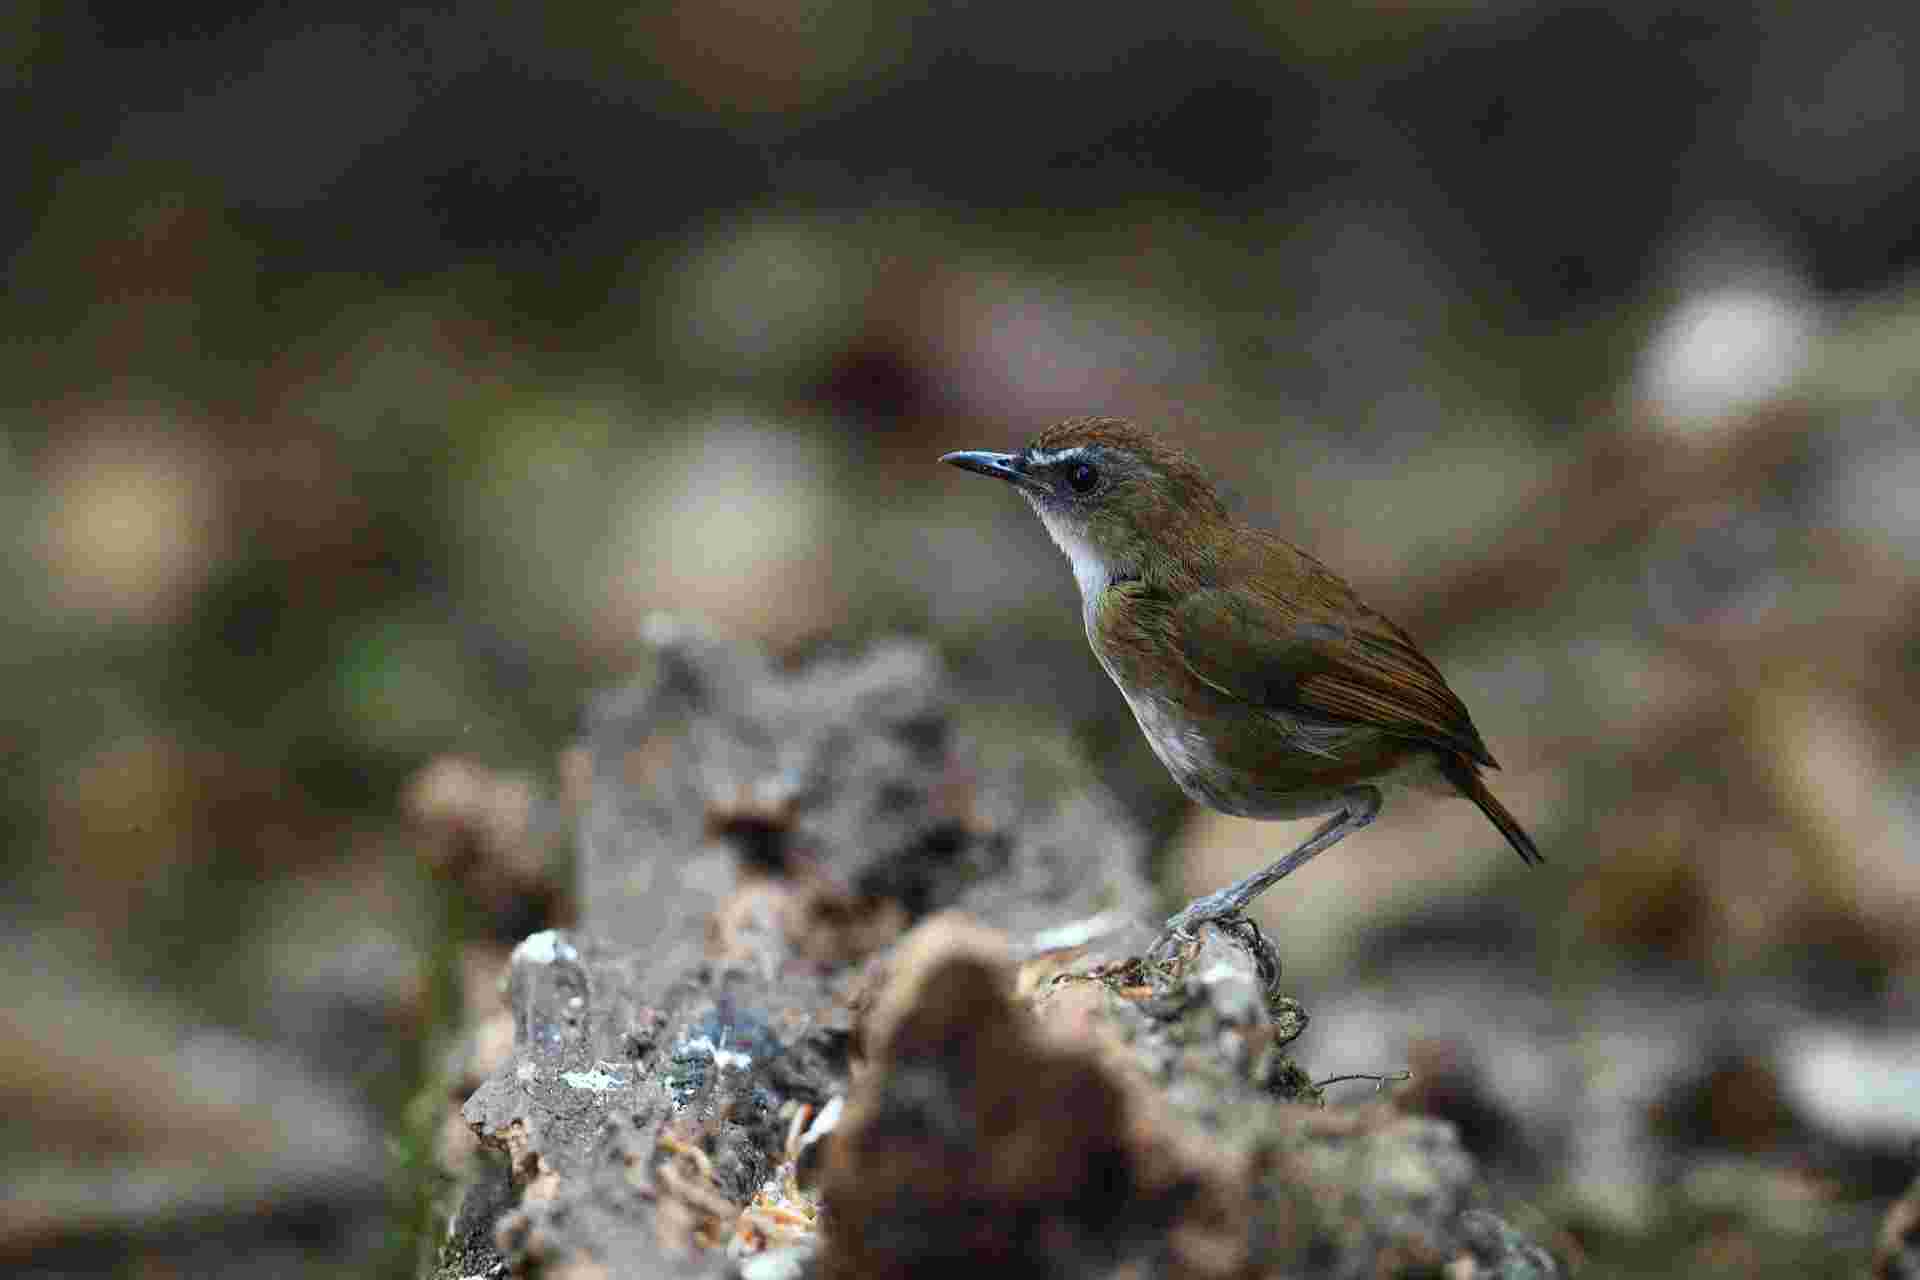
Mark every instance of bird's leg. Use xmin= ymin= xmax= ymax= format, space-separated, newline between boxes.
xmin=1151 ymin=787 xmax=1380 ymax=961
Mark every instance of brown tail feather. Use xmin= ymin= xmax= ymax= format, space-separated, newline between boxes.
xmin=1442 ymin=755 xmax=1543 ymax=866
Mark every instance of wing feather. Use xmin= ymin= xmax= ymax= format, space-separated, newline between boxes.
xmin=1171 ymin=575 xmax=1495 ymax=767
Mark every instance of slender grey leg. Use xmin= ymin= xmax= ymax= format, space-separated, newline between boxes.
xmin=1153 ymin=787 xmax=1381 ymax=956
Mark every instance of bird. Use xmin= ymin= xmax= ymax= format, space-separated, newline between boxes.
xmin=941 ymin=417 xmax=1540 ymax=955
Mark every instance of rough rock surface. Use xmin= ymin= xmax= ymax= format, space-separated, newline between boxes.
xmin=438 ymin=622 xmax=1555 ymax=1278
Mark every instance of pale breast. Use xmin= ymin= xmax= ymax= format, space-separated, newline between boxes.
xmin=1121 ymin=689 xmax=1220 ymax=788
xmin=1118 ymin=687 xmax=1368 ymax=821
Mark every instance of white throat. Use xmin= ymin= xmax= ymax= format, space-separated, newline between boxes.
xmin=1029 ymin=501 xmax=1123 ymax=601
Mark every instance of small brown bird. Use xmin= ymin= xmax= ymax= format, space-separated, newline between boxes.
xmin=942 ymin=417 xmax=1540 ymax=951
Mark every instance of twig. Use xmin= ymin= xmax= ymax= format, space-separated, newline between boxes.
xmin=1313 ymin=1069 xmax=1412 ymax=1093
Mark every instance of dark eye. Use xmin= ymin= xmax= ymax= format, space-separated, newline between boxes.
xmin=1066 ymin=461 xmax=1099 ymax=493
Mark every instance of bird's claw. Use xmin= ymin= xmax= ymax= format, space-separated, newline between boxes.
xmin=1148 ymin=896 xmax=1239 ymax=966
xmin=1148 ymin=901 xmax=1283 ymax=987
xmin=1145 ymin=922 xmax=1197 ymax=967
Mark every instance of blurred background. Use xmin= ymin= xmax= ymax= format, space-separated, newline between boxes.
xmin=6 ymin=1 xmax=1920 ymax=1275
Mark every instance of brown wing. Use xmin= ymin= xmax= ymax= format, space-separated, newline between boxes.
xmin=1171 ymin=573 xmax=1496 ymax=768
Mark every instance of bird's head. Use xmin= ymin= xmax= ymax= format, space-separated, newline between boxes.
xmin=942 ymin=417 xmax=1229 ymax=598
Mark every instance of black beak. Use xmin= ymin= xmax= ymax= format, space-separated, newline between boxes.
xmin=941 ymin=449 xmax=1032 ymax=488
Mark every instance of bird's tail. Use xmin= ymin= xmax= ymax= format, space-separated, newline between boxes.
xmin=1442 ymin=755 xmax=1543 ymax=866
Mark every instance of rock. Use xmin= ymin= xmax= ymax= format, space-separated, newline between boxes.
xmin=438 ymin=624 xmax=1556 ymax=1278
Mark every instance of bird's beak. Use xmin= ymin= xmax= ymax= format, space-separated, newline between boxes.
xmin=941 ymin=449 xmax=1034 ymax=489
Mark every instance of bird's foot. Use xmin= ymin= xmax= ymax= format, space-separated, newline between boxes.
xmin=1163 ymin=884 xmax=1245 ymax=936
xmin=1146 ymin=887 xmax=1261 ymax=966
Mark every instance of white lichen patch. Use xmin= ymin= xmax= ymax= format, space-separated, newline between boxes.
xmin=512 ymin=929 xmax=578 ymax=965
xmin=683 ymin=1034 xmax=753 ymax=1072
xmin=1027 ymin=911 xmax=1131 ymax=952
xmin=736 ymin=1244 xmax=817 ymax=1280
xmin=516 ymin=1061 xmax=539 ymax=1083
xmin=798 ymin=1095 xmax=842 ymax=1151
xmin=1781 ymin=1028 xmax=1920 ymax=1143
xmin=561 ymin=1063 xmax=628 ymax=1092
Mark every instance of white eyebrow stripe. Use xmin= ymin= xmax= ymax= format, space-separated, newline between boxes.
xmin=1027 ymin=446 xmax=1088 ymax=468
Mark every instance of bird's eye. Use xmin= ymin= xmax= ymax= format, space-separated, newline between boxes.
xmin=1066 ymin=461 xmax=1099 ymax=493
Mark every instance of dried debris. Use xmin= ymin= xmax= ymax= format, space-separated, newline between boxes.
xmin=823 ymin=914 xmax=1238 ymax=1278
xmin=405 ymin=755 xmax=571 ymax=932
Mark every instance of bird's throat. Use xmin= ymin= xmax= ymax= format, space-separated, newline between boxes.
xmin=1030 ymin=503 xmax=1133 ymax=601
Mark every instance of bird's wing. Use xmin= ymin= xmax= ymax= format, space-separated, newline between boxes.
xmin=1171 ymin=583 xmax=1496 ymax=766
